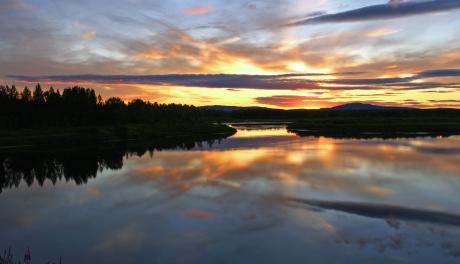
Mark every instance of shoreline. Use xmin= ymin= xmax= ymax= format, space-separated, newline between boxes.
xmin=0 ymin=123 xmax=237 ymax=150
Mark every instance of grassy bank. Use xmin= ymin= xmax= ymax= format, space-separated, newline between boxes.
xmin=287 ymin=110 xmax=460 ymax=138
xmin=0 ymin=123 xmax=236 ymax=149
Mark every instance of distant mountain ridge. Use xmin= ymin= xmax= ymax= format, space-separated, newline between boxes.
xmin=325 ymin=103 xmax=413 ymax=111
xmin=199 ymin=103 xmax=414 ymax=112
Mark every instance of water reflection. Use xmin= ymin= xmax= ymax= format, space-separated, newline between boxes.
xmin=289 ymin=128 xmax=460 ymax=140
xmin=1 ymin=126 xmax=460 ymax=263
xmin=0 ymin=136 xmax=228 ymax=193
xmin=288 ymin=198 xmax=460 ymax=227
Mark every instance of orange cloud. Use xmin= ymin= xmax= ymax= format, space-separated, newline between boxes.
xmin=184 ymin=6 xmax=213 ymax=15
xmin=81 ymin=31 xmax=97 ymax=40
xmin=366 ymin=27 xmax=400 ymax=37
xmin=365 ymin=186 xmax=395 ymax=197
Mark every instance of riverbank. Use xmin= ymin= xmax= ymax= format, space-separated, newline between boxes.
xmin=287 ymin=116 xmax=460 ymax=138
xmin=0 ymin=123 xmax=236 ymax=149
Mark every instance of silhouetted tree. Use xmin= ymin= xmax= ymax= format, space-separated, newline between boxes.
xmin=8 ymin=85 xmax=18 ymax=100
xmin=0 ymin=83 xmax=210 ymax=129
xmin=33 ymin=84 xmax=45 ymax=104
xmin=21 ymin=86 xmax=32 ymax=101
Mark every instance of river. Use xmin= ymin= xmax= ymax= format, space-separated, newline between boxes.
xmin=1 ymin=124 xmax=460 ymax=263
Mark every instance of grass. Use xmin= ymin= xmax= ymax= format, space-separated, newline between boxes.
xmin=0 ymin=123 xmax=236 ymax=149
xmin=287 ymin=113 xmax=460 ymax=138
xmin=1 ymin=247 xmax=61 ymax=264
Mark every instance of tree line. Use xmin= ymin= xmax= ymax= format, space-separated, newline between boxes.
xmin=204 ymin=105 xmax=460 ymax=121
xmin=0 ymin=84 xmax=204 ymax=129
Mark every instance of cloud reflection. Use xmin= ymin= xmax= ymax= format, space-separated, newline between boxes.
xmin=2 ymin=127 xmax=460 ymax=262
xmin=288 ymin=198 xmax=460 ymax=227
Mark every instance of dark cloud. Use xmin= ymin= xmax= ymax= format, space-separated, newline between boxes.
xmin=287 ymin=0 xmax=460 ymax=26
xmin=388 ymin=0 xmax=405 ymax=7
xmin=430 ymin=99 xmax=460 ymax=102
xmin=417 ymin=69 xmax=460 ymax=78
xmin=6 ymin=73 xmax=335 ymax=90
xmin=9 ymin=68 xmax=460 ymax=91
xmin=327 ymin=76 xmax=413 ymax=85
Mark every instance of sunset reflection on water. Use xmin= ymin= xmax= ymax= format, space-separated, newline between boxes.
xmin=1 ymin=126 xmax=460 ymax=263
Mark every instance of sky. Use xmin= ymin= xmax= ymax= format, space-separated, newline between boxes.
xmin=1 ymin=0 xmax=460 ymax=109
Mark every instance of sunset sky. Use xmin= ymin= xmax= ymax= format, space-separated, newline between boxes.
xmin=1 ymin=0 xmax=460 ymax=109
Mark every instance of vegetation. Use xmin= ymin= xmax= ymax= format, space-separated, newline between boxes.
xmin=1 ymin=247 xmax=60 ymax=264
xmin=2 ymin=83 xmax=459 ymax=144
xmin=203 ymin=107 xmax=460 ymax=122
xmin=0 ymin=84 xmax=235 ymax=147
xmin=286 ymin=109 xmax=460 ymax=138
xmin=200 ymin=107 xmax=460 ymax=137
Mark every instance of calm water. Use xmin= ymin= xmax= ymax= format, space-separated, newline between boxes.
xmin=1 ymin=125 xmax=460 ymax=263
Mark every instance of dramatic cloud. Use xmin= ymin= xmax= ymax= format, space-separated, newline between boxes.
xmin=1 ymin=0 xmax=459 ymax=108
xmin=9 ymin=73 xmax=316 ymax=90
xmin=287 ymin=0 xmax=460 ymax=26
xmin=7 ymin=73 xmax=323 ymax=90
xmin=416 ymin=69 xmax=460 ymax=78
xmin=9 ymin=68 xmax=460 ymax=92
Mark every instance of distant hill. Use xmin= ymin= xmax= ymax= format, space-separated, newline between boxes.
xmin=199 ymin=103 xmax=414 ymax=112
xmin=199 ymin=105 xmax=273 ymax=112
xmin=325 ymin=103 xmax=413 ymax=111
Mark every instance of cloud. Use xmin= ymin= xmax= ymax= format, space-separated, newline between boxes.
xmin=0 ymin=0 xmax=32 ymax=11
xmin=8 ymin=73 xmax=322 ymax=90
xmin=416 ymin=69 xmax=460 ymax=78
xmin=96 ymin=224 xmax=144 ymax=252
xmin=365 ymin=186 xmax=394 ymax=197
xmin=246 ymin=3 xmax=257 ymax=11
xmin=255 ymin=95 xmax=333 ymax=108
xmin=388 ymin=0 xmax=405 ymax=7
xmin=287 ymin=0 xmax=460 ymax=26
xmin=327 ymin=76 xmax=414 ymax=85
xmin=429 ymin=99 xmax=460 ymax=103
xmin=183 ymin=6 xmax=213 ymax=15
xmin=8 ymin=68 xmax=460 ymax=92
xmin=366 ymin=27 xmax=400 ymax=37
xmin=81 ymin=31 xmax=97 ymax=40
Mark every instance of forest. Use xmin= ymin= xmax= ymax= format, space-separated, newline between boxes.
xmin=0 ymin=84 xmax=235 ymax=147
xmin=1 ymin=84 xmax=207 ymax=128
